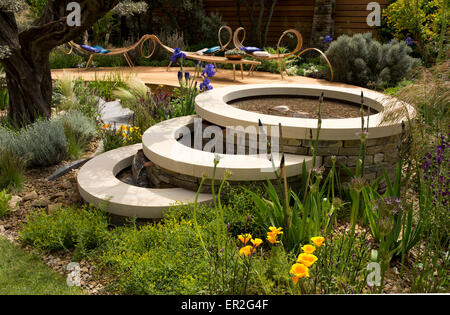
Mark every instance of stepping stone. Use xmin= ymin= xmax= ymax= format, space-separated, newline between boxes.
xmin=98 ymin=99 xmax=134 ymax=126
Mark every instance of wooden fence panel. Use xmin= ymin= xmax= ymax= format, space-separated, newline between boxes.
xmin=203 ymin=0 xmax=388 ymax=46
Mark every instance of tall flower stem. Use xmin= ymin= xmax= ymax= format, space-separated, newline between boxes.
xmin=193 ymin=175 xmax=209 ymax=257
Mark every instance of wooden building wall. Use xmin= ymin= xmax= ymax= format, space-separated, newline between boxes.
xmin=203 ymin=0 xmax=388 ymax=45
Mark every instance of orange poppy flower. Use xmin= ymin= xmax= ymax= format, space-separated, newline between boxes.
xmin=239 ymin=245 xmax=255 ymax=257
xmin=301 ymin=244 xmax=316 ymax=254
xmin=290 ymin=263 xmax=310 ymax=284
xmin=251 ymin=238 xmax=263 ymax=247
xmin=311 ymin=236 xmax=325 ymax=247
xmin=297 ymin=253 xmax=318 ymax=267
xmin=238 ymin=234 xmax=252 ymax=245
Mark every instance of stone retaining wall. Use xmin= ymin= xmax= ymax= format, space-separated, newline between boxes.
xmin=279 ymin=135 xmax=401 ymax=184
xmin=174 ymin=126 xmax=402 ymax=188
xmin=146 ymin=162 xmax=301 ymax=193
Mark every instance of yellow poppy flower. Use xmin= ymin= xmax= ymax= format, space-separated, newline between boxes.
xmin=267 ymin=233 xmax=280 ymax=244
xmin=269 ymin=226 xmax=283 ymax=235
xmin=297 ymin=253 xmax=318 ymax=267
xmin=290 ymin=263 xmax=309 ymax=283
xmin=311 ymin=236 xmax=325 ymax=247
xmin=238 ymin=234 xmax=252 ymax=245
xmin=239 ymin=245 xmax=255 ymax=257
xmin=251 ymin=238 xmax=263 ymax=247
xmin=301 ymin=244 xmax=316 ymax=254
xmin=122 ymin=133 xmax=127 ymax=138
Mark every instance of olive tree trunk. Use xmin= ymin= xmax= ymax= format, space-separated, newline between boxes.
xmin=0 ymin=0 xmax=120 ymax=126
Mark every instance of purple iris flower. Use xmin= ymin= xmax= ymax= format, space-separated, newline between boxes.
xmin=324 ymin=35 xmax=333 ymax=43
xmin=202 ymin=64 xmax=216 ymax=78
xmin=170 ymin=48 xmax=186 ymax=63
xmin=200 ymin=77 xmax=213 ymax=91
xmin=406 ymin=37 xmax=414 ymax=46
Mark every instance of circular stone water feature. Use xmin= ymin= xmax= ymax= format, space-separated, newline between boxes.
xmin=78 ymin=84 xmax=414 ymax=219
xmin=228 ymin=95 xmax=376 ymax=119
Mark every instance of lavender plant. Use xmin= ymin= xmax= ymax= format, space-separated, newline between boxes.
xmin=410 ymin=134 xmax=449 ymax=292
xmin=311 ymin=228 xmax=372 ymax=294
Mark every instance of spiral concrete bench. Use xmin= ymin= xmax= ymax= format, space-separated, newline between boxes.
xmin=77 ymin=144 xmax=213 ymax=219
xmin=142 ymin=116 xmax=316 ymax=181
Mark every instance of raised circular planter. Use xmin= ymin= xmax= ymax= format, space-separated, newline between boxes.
xmin=195 ymin=84 xmax=415 ymax=141
xmin=77 ymin=144 xmax=213 ymax=219
xmin=195 ymin=84 xmax=415 ymax=185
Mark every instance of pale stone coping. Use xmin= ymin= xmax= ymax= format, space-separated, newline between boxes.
xmin=142 ymin=116 xmax=318 ymax=181
xmin=77 ymin=143 xmax=213 ymax=219
xmin=195 ymin=84 xmax=415 ymax=141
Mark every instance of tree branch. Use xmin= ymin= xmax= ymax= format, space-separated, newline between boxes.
xmin=18 ymin=0 xmax=121 ymax=52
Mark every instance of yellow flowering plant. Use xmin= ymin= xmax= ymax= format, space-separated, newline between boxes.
xmin=297 ymin=253 xmax=318 ymax=267
xmin=238 ymin=234 xmax=252 ymax=245
xmin=384 ymin=0 xmax=447 ymax=62
xmin=266 ymin=226 xmax=283 ymax=244
xmin=290 ymin=263 xmax=310 ymax=284
xmin=101 ymin=123 xmax=143 ymax=152
xmin=301 ymin=244 xmax=316 ymax=254
xmin=311 ymin=236 xmax=325 ymax=247
xmin=239 ymin=245 xmax=256 ymax=257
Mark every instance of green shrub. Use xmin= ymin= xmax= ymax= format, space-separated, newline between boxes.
xmin=325 ymin=33 xmax=420 ymax=88
xmin=59 ymin=110 xmax=98 ymax=141
xmin=50 ymin=49 xmax=84 ymax=69
xmin=0 ymin=189 xmax=12 ymax=218
xmin=20 ymin=205 xmax=110 ymax=258
xmin=0 ymin=119 xmax=67 ymax=167
xmin=384 ymin=79 xmax=415 ymax=95
xmin=101 ymin=124 xmax=142 ymax=152
xmin=98 ymin=219 xmax=208 ymax=295
xmin=57 ymin=110 xmax=97 ymax=160
xmin=54 ymin=77 xmax=99 ymax=119
xmin=87 ymin=78 xmax=127 ymax=101
xmin=164 ymin=184 xmax=267 ymax=240
xmin=0 ymin=148 xmax=27 ymax=191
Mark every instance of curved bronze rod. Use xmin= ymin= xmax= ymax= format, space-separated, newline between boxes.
xmin=234 ymin=27 xmax=303 ymax=59
xmin=296 ymin=47 xmax=334 ymax=82
xmin=58 ymin=42 xmax=74 ymax=55
xmin=233 ymin=27 xmax=246 ymax=50
xmin=276 ymin=29 xmax=303 ymax=59
xmin=140 ymin=34 xmax=174 ymax=57
xmin=218 ymin=25 xmax=233 ymax=52
xmin=140 ymin=34 xmax=159 ymax=59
